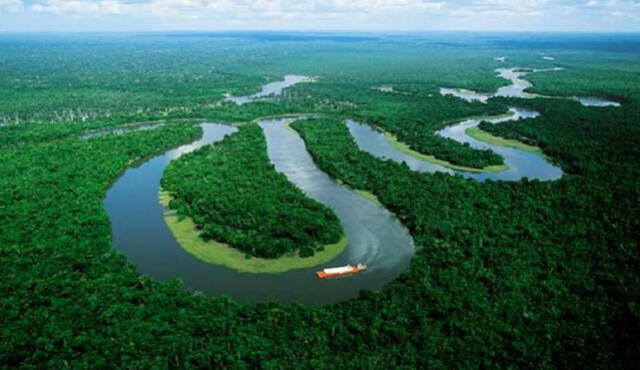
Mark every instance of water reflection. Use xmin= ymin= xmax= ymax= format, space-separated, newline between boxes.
xmin=440 ymin=87 xmax=491 ymax=103
xmin=224 ymin=75 xmax=311 ymax=105
xmin=347 ymin=106 xmax=562 ymax=182
xmin=106 ymin=120 xmax=414 ymax=304
xmin=440 ymin=67 xmax=620 ymax=107
xmin=80 ymin=122 xmax=164 ymax=140
xmin=574 ymin=97 xmax=621 ymax=107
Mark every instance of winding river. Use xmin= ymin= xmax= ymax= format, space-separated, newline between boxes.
xmin=440 ymin=67 xmax=620 ymax=107
xmin=103 ymin=65 xmax=620 ymax=304
xmin=353 ymin=67 xmax=620 ymax=181
xmin=80 ymin=122 xmax=165 ymax=139
xmin=347 ymin=106 xmax=562 ymax=181
xmin=105 ymin=119 xmax=414 ymax=305
xmin=224 ymin=75 xmax=311 ymax=104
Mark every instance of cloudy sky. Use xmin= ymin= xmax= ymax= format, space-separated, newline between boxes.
xmin=0 ymin=0 xmax=639 ymax=32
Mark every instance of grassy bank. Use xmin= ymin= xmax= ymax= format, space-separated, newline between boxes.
xmin=383 ymin=131 xmax=508 ymax=173
xmin=284 ymin=120 xmax=300 ymax=135
xmin=466 ymin=127 xmax=545 ymax=156
xmin=160 ymin=191 xmax=347 ymax=274
xmin=354 ymin=189 xmax=383 ymax=206
xmin=161 ymin=124 xmax=344 ymax=259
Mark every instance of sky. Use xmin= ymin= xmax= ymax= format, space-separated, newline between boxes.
xmin=0 ymin=0 xmax=639 ymax=32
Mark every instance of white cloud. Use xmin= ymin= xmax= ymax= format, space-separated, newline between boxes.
xmin=32 ymin=0 xmax=129 ymax=15
xmin=0 ymin=0 xmax=23 ymax=12
xmin=26 ymin=0 xmax=447 ymax=17
xmin=4 ymin=0 xmax=639 ymax=30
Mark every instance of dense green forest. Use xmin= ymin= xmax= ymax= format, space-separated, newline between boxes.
xmin=0 ymin=33 xmax=639 ymax=368
xmin=0 ymin=33 xmax=522 ymax=172
xmin=292 ymin=116 xmax=639 ymax=368
xmin=283 ymin=80 xmax=510 ymax=169
xmin=478 ymin=97 xmax=640 ymax=175
xmin=5 ymin=33 xmax=635 ymax=170
xmin=161 ymin=124 xmax=343 ymax=259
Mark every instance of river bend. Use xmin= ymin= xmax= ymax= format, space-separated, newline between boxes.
xmin=103 ymin=67 xmax=620 ymax=304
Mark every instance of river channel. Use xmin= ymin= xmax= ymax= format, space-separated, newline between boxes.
xmin=102 ymin=66 xmax=620 ymax=304
xmin=351 ymin=66 xmax=619 ymax=181
xmin=104 ymin=119 xmax=414 ymax=305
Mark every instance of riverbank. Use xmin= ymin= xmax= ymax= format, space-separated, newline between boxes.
xmin=159 ymin=191 xmax=348 ymax=274
xmin=465 ymin=127 xmax=545 ymax=157
xmin=354 ymin=189 xmax=382 ymax=206
xmin=382 ymin=131 xmax=508 ymax=173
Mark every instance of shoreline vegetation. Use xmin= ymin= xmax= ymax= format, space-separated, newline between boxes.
xmin=159 ymin=191 xmax=348 ymax=273
xmin=160 ymin=123 xmax=345 ymax=261
xmin=354 ymin=189 xmax=383 ymax=207
xmin=382 ymin=131 xmax=509 ymax=173
xmin=465 ymin=126 xmax=545 ymax=156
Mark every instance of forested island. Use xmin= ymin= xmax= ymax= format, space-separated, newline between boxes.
xmin=161 ymin=123 xmax=344 ymax=267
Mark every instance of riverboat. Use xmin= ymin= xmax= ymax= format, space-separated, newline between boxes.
xmin=316 ymin=263 xmax=367 ymax=279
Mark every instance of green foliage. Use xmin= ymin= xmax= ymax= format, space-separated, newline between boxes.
xmin=161 ymin=124 xmax=343 ymax=259
xmin=0 ymin=33 xmax=540 ymax=169
xmin=283 ymin=79 xmax=509 ymax=168
xmin=0 ymin=34 xmax=266 ymax=124
xmin=0 ymin=33 xmax=639 ymax=368
xmin=480 ymin=97 xmax=640 ymax=176
xmin=526 ymin=57 xmax=640 ymax=101
xmin=292 ymin=116 xmax=639 ymax=368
